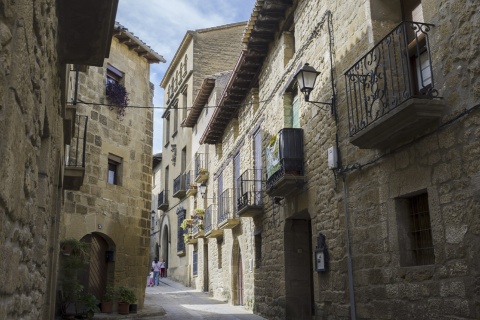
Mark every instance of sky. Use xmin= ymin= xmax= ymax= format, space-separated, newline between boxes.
xmin=116 ymin=0 xmax=257 ymax=154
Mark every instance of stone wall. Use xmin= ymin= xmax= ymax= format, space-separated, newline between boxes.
xmin=0 ymin=0 xmax=65 ymax=319
xmin=61 ymin=36 xmax=154 ymax=308
xmin=197 ymin=0 xmax=480 ymax=319
xmin=250 ymin=0 xmax=480 ymax=319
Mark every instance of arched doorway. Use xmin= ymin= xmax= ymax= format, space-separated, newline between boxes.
xmin=161 ymin=225 xmax=169 ymax=276
xmin=284 ymin=214 xmax=313 ymax=319
xmin=80 ymin=233 xmax=115 ymax=300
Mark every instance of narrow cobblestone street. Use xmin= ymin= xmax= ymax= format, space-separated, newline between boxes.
xmin=93 ymin=277 xmax=267 ymax=320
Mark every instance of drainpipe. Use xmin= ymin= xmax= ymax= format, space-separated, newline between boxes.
xmin=73 ymin=64 xmax=79 ymax=105
xmin=342 ymin=173 xmax=357 ymax=320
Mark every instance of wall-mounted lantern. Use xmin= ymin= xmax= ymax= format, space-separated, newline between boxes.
xmin=314 ymin=232 xmax=328 ymax=272
xmin=199 ymin=182 xmax=207 ymax=198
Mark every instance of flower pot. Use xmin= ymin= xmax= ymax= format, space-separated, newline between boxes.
xmin=117 ymin=302 xmax=129 ymax=315
xmin=101 ymin=301 xmax=113 ymax=313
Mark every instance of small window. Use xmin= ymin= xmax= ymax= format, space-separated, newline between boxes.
xmin=107 ymin=154 xmax=122 ymax=185
xmin=396 ymin=192 xmax=434 ymax=266
xmin=106 ymin=65 xmax=123 ymax=85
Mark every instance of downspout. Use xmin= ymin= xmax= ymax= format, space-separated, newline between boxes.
xmin=342 ymin=173 xmax=357 ymax=320
xmin=73 ymin=64 xmax=79 ymax=105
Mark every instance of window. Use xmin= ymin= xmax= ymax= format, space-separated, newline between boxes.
xmin=177 ymin=208 xmax=186 ymax=253
xmin=218 ymin=241 xmax=223 ymax=269
xmin=173 ymin=105 xmax=178 ymax=136
xmin=164 ymin=111 xmax=170 ymax=146
xmin=283 ymin=87 xmax=299 ymax=128
xmin=255 ymin=233 xmax=262 ymax=268
xmin=106 ymin=64 xmax=123 ymax=85
xmin=182 ymin=91 xmax=187 ymax=121
xmin=107 ymin=154 xmax=122 ymax=185
xmin=396 ymin=192 xmax=434 ymax=266
xmin=193 ymin=250 xmax=198 ymax=276
xmin=292 ymin=93 xmax=299 ymax=128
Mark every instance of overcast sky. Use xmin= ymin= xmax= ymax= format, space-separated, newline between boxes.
xmin=116 ymin=0 xmax=256 ymax=154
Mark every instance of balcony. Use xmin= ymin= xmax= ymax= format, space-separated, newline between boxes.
xmin=64 ymin=115 xmax=88 ymax=190
xmin=57 ymin=0 xmax=118 ymax=66
xmin=173 ymin=172 xmax=187 ymax=199
xmin=204 ymin=205 xmax=223 ymax=239
xmin=194 ymin=153 xmax=209 ymax=183
xmin=157 ymin=190 xmax=169 ymax=211
xmin=236 ymin=169 xmax=264 ymax=218
xmin=63 ymin=105 xmax=76 ymax=144
xmin=265 ymin=128 xmax=305 ymax=196
xmin=217 ymin=189 xmax=240 ymax=229
xmin=185 ymin=171 xmax=197 ymax=197
xmin=192 ymin=216 xmax=205 ymax=239
xmin=345 ymin=21 xmax=445 ymax=149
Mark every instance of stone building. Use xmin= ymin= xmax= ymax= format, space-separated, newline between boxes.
xmin=157 ymin=22 xmax=246 ymax=286
xmin=61 ymin=22 xmax=165 ymax=310
xmin=0 ymin=1 xmax=120 ymax=319
xmin=193 ymin=0 xmax=480 ymax=319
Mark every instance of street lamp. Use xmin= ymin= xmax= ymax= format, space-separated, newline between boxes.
xmin=199 ymin=183 xmax=207 ymax=198
xmin=294 ymin=63 xmax=335 ymax=115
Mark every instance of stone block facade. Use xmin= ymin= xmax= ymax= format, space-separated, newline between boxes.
xmin=158 ymin=23 xmax=246 ymax=287
xmin=61 ymin=31 xmax=162 ymax=309
xmin=185 ymin=0 xmax=480 ymax=319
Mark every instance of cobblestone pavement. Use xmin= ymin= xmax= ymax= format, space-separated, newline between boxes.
xmin=93 ymin=277 xmax=267 ymax=320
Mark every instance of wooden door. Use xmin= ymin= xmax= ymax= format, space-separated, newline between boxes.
xmin=237 ymin=251 xmax=244 ymax=305
xmin=80 ymin=234 xmax=109 ymax=300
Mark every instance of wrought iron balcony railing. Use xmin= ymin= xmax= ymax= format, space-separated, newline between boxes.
xmin=157 ymin=190 xmax=168 ymax=211
xmin=236 ymin=169 xmax=264 ymax=217
xmin=344 ymin=21 xmax=438 ymax=137
xmin=204 ymin=204 xmax=224 ymax=238
xmin=173 ymin=172 xmax=187 ymax=198
xmin=63 ymin=115 xmax=88 ymax=190
xmin=265 ymin=128 xmax=304 ymax=196
xmin=194 ymin=153 xmax=209 ymax=182
xmin=204 ymin=205 xmax=213 ymax=234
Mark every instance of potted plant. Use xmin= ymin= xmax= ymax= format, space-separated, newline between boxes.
xmin=100 ymin=286 xmax=115 ymax=313
xmin=180 ymin=218 xmax=194 ymax=230
xmin=80 ymin=293 xmax=100 ymax=319
xmin=58 ymin=238 xmax=90 ymax=318
xmin=60 ymin=237 xmax=89 ymax=256
xmin=183 ymin=233 xmax=193 ymax=243
xmin=116 ymin=286 xmax=136 ymax=315
xmin=194 ymin=208 xmax=205 ymax=215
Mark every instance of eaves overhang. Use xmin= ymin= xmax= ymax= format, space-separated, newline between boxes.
xmin=182 ymin=78 xmax=216 ymax=128
xmin=200 ymin=0 xmax=292 ymax=145
xmin=113 ymin=22 xmax=166 ymax=64
xmin=56 ymin=0 xmax=119 ymax=67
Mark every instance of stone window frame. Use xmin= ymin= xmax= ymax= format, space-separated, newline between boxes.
xmin=107 ymin=153 xmax=123 ymax=186
xmin=395 ymin=191 xmax=435 ymax=267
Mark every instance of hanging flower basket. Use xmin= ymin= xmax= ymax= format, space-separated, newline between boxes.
xmin=106 ymin=81 xmax=129 ymax=118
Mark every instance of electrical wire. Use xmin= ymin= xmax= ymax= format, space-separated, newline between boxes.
xmin=69 ymin=98 xmax=273 ymax=110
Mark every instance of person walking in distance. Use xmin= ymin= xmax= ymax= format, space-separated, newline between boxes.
xmin=160 ymin=259 xmax=166 ymax=278
xmin=148 ymin=268 xmax=154 ymax=287
xmin=152 ymin=257 xmax=161 ymax=286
